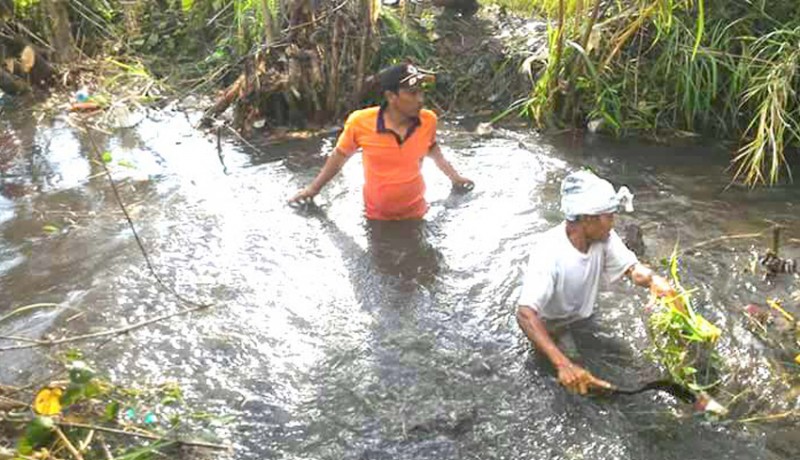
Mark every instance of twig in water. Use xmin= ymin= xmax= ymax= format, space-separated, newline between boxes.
xmin=0 ymin=395 xmax=28 ymax=410
xmin=78 ymin=429 xmax=95 ymax=453
xmin=734 ymin=410 xmax=797 ymax=424
xmin=55 ymin=426 xmax=85 ymax=460
xmin=98 ymin=435 xmax=115 ymax=460
xmin=80 ymin=124 xmax=212 ymax=309
xmin=0 ymin=334 xmax=48 ymax=345
xmin=0 ymin=303 xmax=210 ymax=352
xmin=226 ymin=125 xmax=263 ymax=154
xmin=0 ymin=303 xmax=60 ymax=325
xmin=685 ymin=232 xmax=765 ymax=251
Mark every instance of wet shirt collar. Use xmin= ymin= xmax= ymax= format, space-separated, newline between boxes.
xmin=377 ymin=103 xmax=421 ymax=144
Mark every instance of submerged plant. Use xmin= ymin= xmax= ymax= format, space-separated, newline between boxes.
xmin=646 ymin=246 xmax=722 ymax=390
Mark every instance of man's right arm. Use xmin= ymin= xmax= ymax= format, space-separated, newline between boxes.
xmin=516 ymin=305 xmax=611 ymax=395
xmin=288 ymin=148 xmax=350 ymax=203
xmin=516 ymin=305 xmax=572 ymax=369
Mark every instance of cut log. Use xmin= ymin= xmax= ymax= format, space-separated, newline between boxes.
xmin=204 ymin=74 xmax=245 ymax=122
xmin=20 ymin=45 xmax=53 ymax=86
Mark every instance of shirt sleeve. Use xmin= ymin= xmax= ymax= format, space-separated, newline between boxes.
xmin=518 ymin=246 xmax=556 ymax=313
xmin=335 ymin=113 xmax=360 ymax=156
xmin=423 ymin=110 xmax=438 ymax=149
xmin=603 ymin=229 xmax=638 ymax=283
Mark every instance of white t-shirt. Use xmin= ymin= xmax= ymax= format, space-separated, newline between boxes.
xmin=519 ymin=222 xmax=638 ymax=322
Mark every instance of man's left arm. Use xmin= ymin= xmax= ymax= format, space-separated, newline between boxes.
xmin=427 ymin=143 xmax=473 ymax=188
xmin=604 ymin=230 xmax=684 ymax=310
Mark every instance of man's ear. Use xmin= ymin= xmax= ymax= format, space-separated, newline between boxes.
xmin=384 ymin=90 xmax=397 ymax=102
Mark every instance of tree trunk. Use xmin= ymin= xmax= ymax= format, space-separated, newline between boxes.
xmin=43 ymin=0 xmax=74 ymax=63
xmin=259 ymin=0 xmax=277 ymax=46
xmin=353 ymin=0 xmax=377 ymax=105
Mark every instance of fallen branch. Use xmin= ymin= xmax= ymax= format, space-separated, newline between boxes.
xmin=0 ymin=304 xmax=211 ymax=352
xmin=59 ymin=421 xmax=230 ymax=451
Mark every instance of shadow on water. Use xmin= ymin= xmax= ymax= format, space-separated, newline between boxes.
xmin=296 ymin=202 xmax=444 ymax=287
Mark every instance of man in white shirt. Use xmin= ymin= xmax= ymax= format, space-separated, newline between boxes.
xmin=516 ymin=170 xmax=678 ymax=395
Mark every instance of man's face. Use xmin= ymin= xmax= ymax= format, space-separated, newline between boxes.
xmin=583 ymin=213 xmax=615 ymax=241
xmin=387 ymin=87 xmax=424 ymax=118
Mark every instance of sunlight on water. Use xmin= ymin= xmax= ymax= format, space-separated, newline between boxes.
xmin=1 ymin=109 xmax=798 ymax=459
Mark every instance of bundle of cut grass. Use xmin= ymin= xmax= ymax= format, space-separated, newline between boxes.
xmin=646 ymin=250 xmax=722 ymax=393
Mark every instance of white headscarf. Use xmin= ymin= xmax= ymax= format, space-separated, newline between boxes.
xmin=560 ymin=170 xmax=634 ymax=221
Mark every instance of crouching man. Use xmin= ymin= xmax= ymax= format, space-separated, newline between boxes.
xmin=517 ymin=170 xmax=677 ymax=395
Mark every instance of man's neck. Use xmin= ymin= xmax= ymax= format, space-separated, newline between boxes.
xmin=383 ymin=105 xmax=413 ymax=131
xmin=565 ymin=221 xmax=590 ymax=253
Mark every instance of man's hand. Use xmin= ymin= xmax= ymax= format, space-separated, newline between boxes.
xmin=628 ymin=264 xmax=687 ymax=313
xmin=556 ymin=361 xmax=612 ymax=395
xmin=649 ymin=275 xmax=674 ymax=298
xmin=451 ymin=176 xmax=474 ymax=192
xmin=649 ymin=275 xmax=687 ymax=312
xmin=288 ymin=186 xmax=317 ymax=205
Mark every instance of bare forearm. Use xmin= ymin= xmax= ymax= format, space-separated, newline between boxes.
xmin=307 ymin=149 xmax=348 ymax=193
xmin=429 ymin=144 xmax=463 ymax=182
xmin=516 ymin=306 xmax=571 ymax=368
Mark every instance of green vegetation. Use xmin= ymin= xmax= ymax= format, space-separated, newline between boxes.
xmin=484 ymin=0 xmax=800 ymax=185
xmin=648 ymin=248 xmax=721 ymax=390
xmin=4 ymin=1 xmax=800 ymax=182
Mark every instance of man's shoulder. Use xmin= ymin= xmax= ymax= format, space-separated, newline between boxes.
xmin=346 ymin=106 xmax=380 ymax=127
xmin=528 ymin=223 xmax=566 ymax=258
xmin=419 ymin=109 xmax=438 ymax=125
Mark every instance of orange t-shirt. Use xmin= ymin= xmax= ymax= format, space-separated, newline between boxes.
xmin=335 ymin=106 xmax=437 ymax=220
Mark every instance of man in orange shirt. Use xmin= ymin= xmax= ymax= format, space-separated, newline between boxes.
xmin=289 ymin=63 xmax=473 ymax=220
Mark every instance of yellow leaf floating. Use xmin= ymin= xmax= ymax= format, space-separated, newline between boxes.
xmin=795 ymin=354 xmax=800 ymax=365
xmin=33 ymin=387 xmax=63 ymax=415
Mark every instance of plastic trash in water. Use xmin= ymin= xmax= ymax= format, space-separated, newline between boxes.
xmin=75 ymin=88 xmax=89 ymax=103
xmin=124 ymin=408 xmax=136 ymax=421
xmin=143 ymin=412 xmax=157 ymax=425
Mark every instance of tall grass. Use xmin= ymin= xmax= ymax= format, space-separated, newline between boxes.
xmin=487 ymin=0 xmax=800 ymax=185
xmin=376 ymin=7 xmax=434 ymax=66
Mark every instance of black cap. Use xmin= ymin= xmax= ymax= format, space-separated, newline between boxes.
xmin=378 ymin=63 xmax=435 ymax=93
